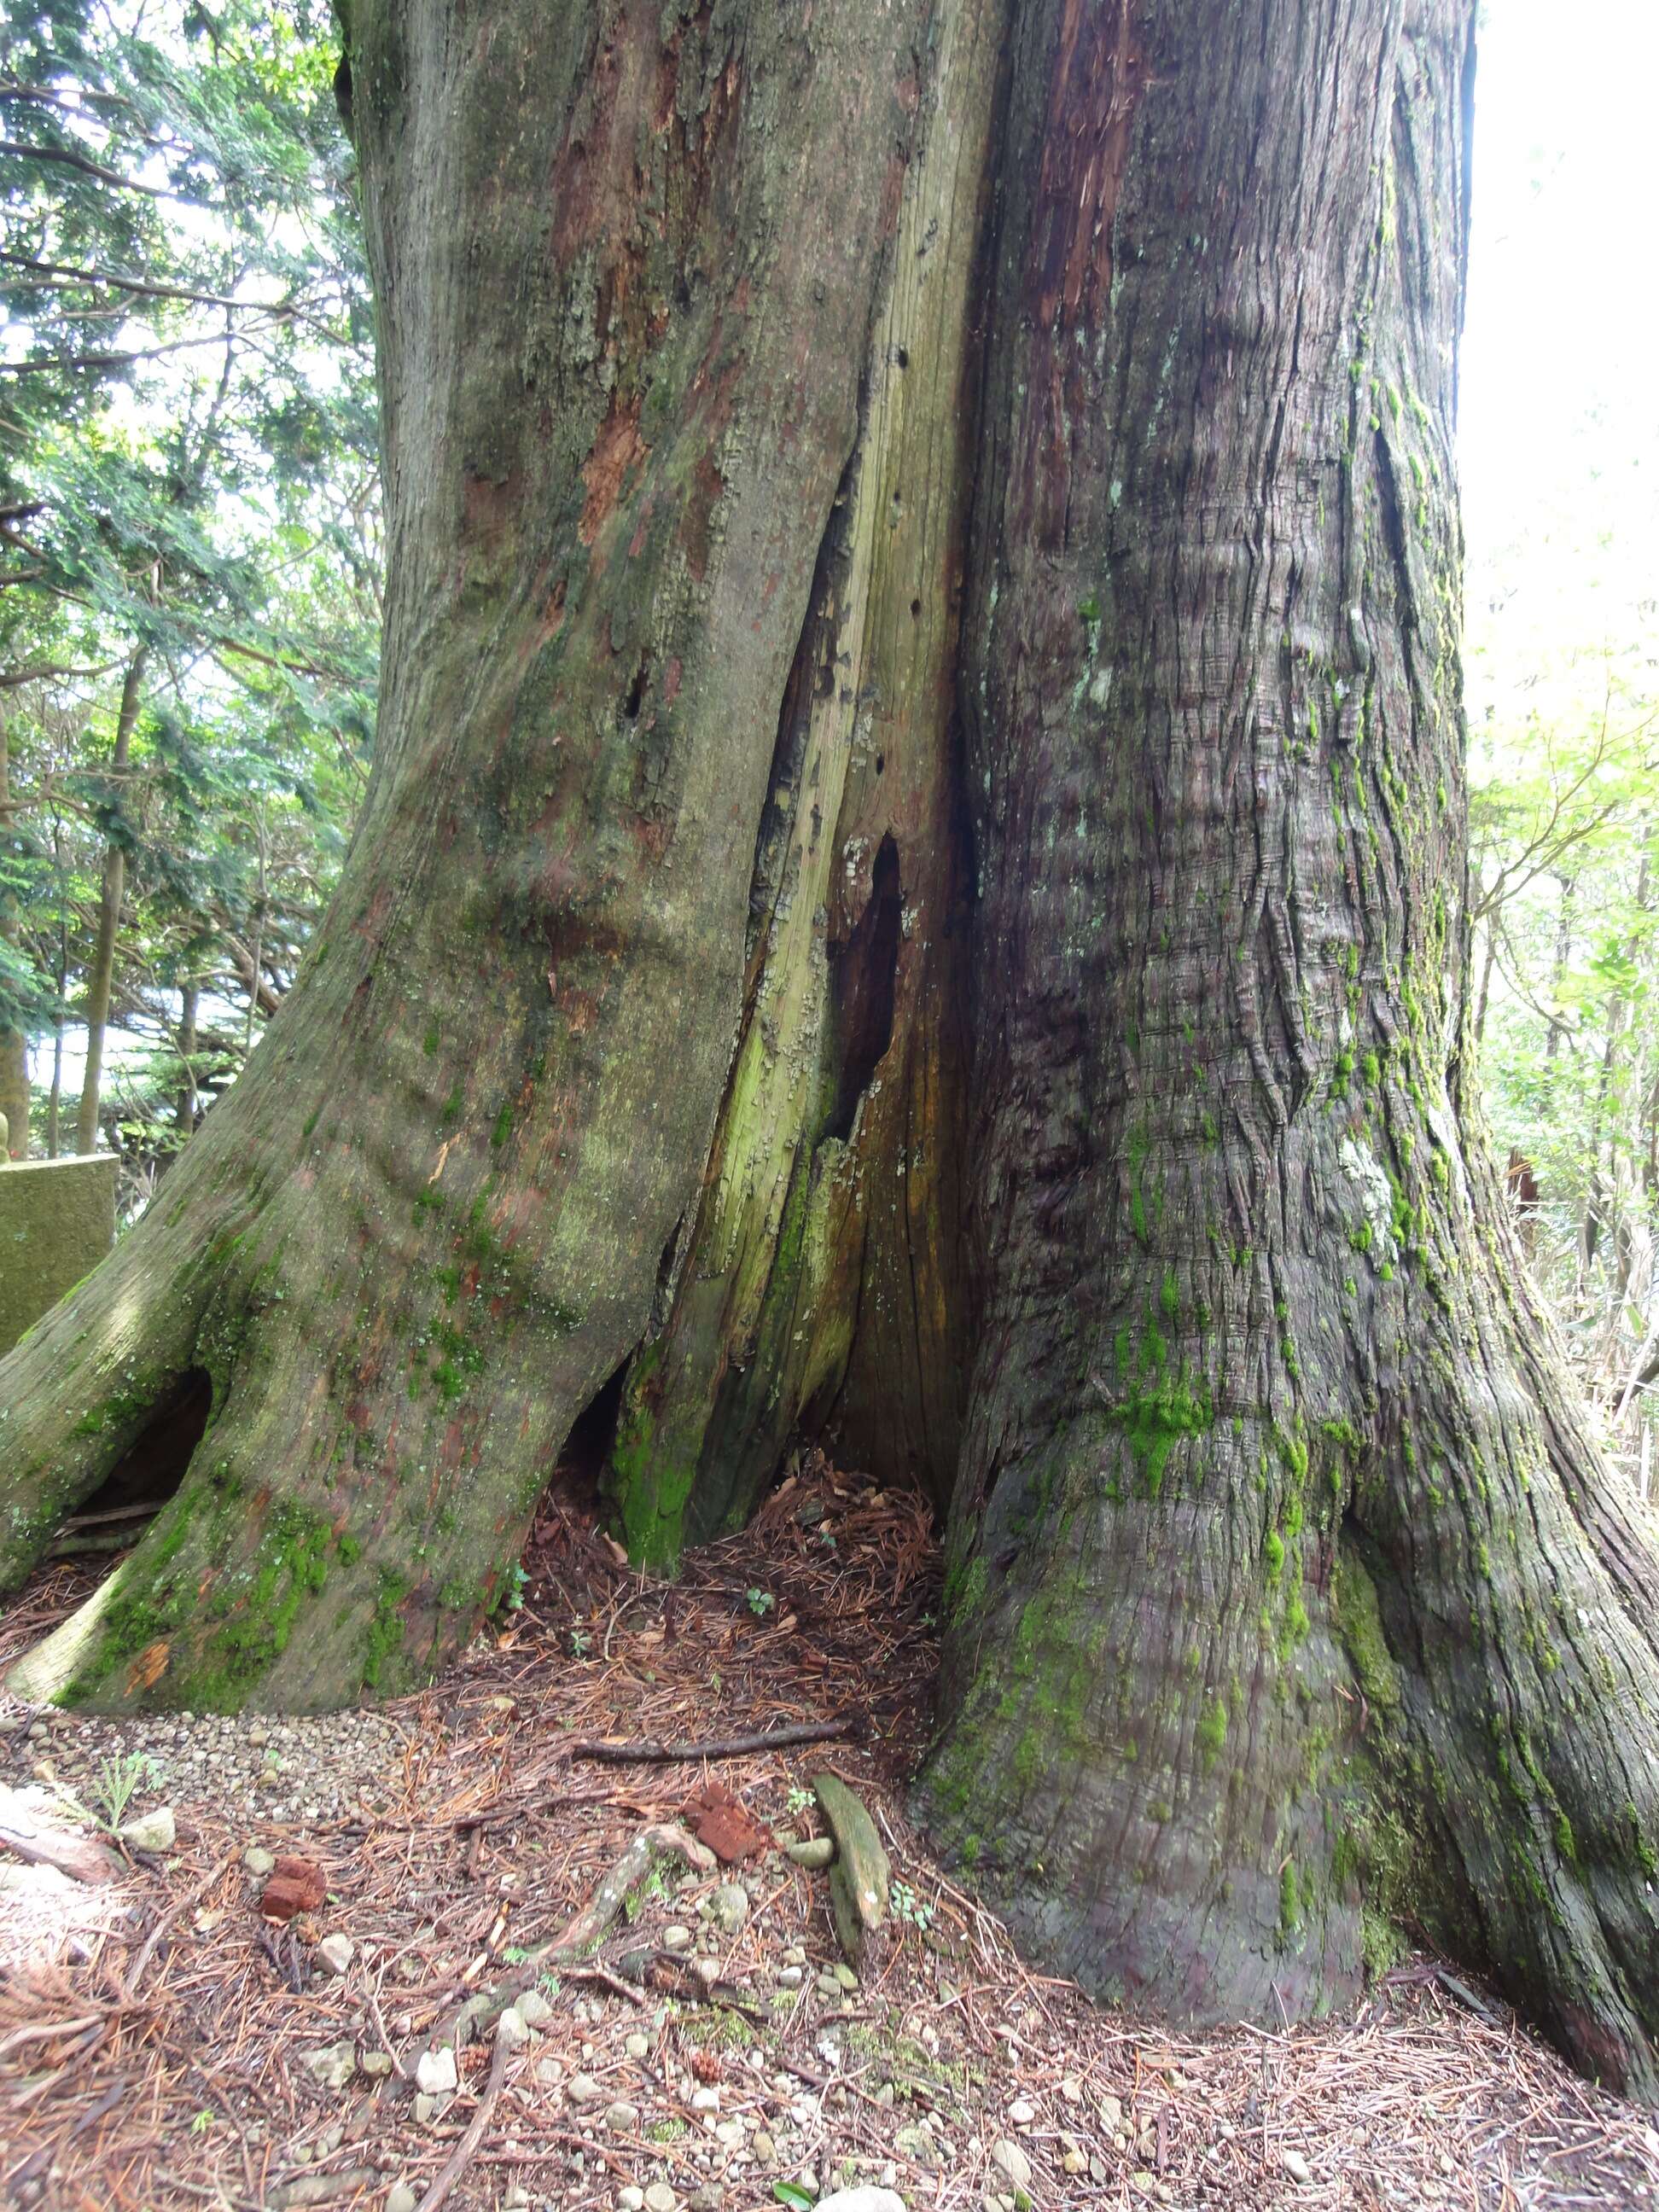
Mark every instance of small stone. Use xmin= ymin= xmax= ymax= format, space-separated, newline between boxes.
xmin=786 ymin=1837 xmax=835 ymax=1870
xmin=815 ymin=2193 xmax=906 ymax=2212
xmin=1131 ymin=2174 xmax=1156 ymax=2198
xmin=711 ymin=1883 xmax=748 ymax=1935
xmin=778 ymin=1966 xmax=804 ymax=1989
xmin=497 ymin=2006 xmax=532 ymax=2052
xmin=566 ymin=2072 xmax=602 ymax=2105
xmin=516 ymin=1986 xmax=554 ymax=2029
xmin=795 ymin=2172 xmax=819 ymax=2202
xmin=990 ymin=2139 xmax=1032 ymax=2192
xmin=617 ymin=2192 xmax=645 ymax=2212
xmin=1006 ymin=2098 xmax=1035 ymax=2127
xmin=643 ymin=2187 xmax=678 ymax=2212
xmin=662 ymin=1924 xmax=693 ymax=1952
xmin=361 ymin=2051 xmax=393 ymax=2080
xmin=535 ymin=2055 xmax=564 ymax=2087
xmin=385 ymin=2186 xmax=417 ymax=2212
xmin=1099 ymin=2093 xmax=1124 ymax=2131
xmin=1282 ymin=2148 xmax=1313 ymax=2186
xmin=303 ymin=2040 xmax=357 ymax=2091
xmin=690 ymin=2085 xmax=719 ymax=2113
xmin=243 ymin=1845 xmax=276 ymax=1877
xmin=1060 ymin=2075 xmax=1082 ymax=2104
xmin=117 ymin=1806 xmax=175 ymax=1853
xmin=415 ymin=2047 xmax=457 ymax=2097
xmin=1062 ymin=2140 xmax=1087 ymax=2176
xmin=694 ymin=1955 xmax=721 ymax=1987
xmin=688 ymin=2190 xmax=723 ymax=2212
xmin=625 ymin=2031 xmax=650 ymax=2059
xmin=604 ymin=2099 xmax=640 ymax=2133
xmin=413 ymin=2093 xmax=437 ymax=2126
xmin=752 ymin=2131 xmax=777 ymax=2162
xmin=315 ymin=1934 xmax=354 ymax=1977
xmin=832 ymin=1962 xmax=858 ymax=1991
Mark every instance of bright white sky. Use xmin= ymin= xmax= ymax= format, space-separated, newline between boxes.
xmin=1461 ymin=0 xmax=1659 ymax=732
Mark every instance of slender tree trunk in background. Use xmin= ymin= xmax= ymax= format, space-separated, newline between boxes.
xmin=0 ymin=719 xmax=30 ymax=1155
xmin=175 ymin=981 xmax=199 ymax=1140
xmin=75 ymin=650 xmax=146 ymax=1155
xmin=46 ymin=811 xmax=67 ymax=1157
xmin=3 ymin=0 xmax=1659 ymax=2097
xmin=1545 ymin=873 xmax=1575 ymax=1078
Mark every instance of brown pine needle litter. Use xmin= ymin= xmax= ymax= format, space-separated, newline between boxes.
xmin=1 ymin=1453 xmax=1655 ymax=2211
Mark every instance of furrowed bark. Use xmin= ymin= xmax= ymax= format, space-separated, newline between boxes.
xmin=0 ymin=0 xmax=935 ymax=1708
xmin=916 ymin=0 xmax=1659 ymax=2098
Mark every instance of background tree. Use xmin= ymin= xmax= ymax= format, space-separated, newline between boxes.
xmin=0 ymin=0 xmax=377 ymax=1172
xmin=3 ymin=0 xmax=1659 ymax=2102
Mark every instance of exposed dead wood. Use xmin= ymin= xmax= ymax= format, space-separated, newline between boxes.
xmin=0 ymin=1784 xmax=122 ymax=1884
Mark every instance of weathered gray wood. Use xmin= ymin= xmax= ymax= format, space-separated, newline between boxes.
xmin=814 ymin=1773 xmax=889 ymax=1968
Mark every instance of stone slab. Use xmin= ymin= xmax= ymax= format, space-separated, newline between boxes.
xmin=0 ymin=1154 xmax=118 ymax=1356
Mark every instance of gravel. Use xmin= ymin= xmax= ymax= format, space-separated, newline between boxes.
xmin=0 ymin=1697 xmax=410 ymax=1829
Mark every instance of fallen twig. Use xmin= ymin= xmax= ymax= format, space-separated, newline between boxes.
xmin=416 ymin=2025 xmax=511 ymax=2212
xmin=568 ymin=1715 xmax=859 ymax=1763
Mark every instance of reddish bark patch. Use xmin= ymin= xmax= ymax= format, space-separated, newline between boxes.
xmin=124 ymin=1640 xmax=170 ymax=1697
xmin=579 ymin=396 xmax=649 ymax=548
xmin=629 ymin=807 xmax=675 ymax=864
xmin=683 ymin=452 xmax=725 ymax=582
xmin=684 ymin=1778 xmax=768 ymax=1864
xmin=549 ymin=9 xmax=655 ymax=265
xmin=520 ymin=570 xmax=568 ymax=665
xmin=1031 ymin=0 xmax=1145 ymax=329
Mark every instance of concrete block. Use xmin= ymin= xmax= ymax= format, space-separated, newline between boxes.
xmin=0 ymin=1155 xmax=118 ymax=1356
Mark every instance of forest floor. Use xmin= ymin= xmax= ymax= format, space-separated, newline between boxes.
xmin=2 ymin=1458 xmax=1657 ymax=2212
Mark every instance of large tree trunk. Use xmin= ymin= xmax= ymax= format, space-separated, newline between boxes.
xmin=3 ymin=0 xmax=1658 ymax=2098
xmin=0 ymin=0 xmax=945 ymax=1706
xmin=911 ymin=0 xmax=1659 ymax=2100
